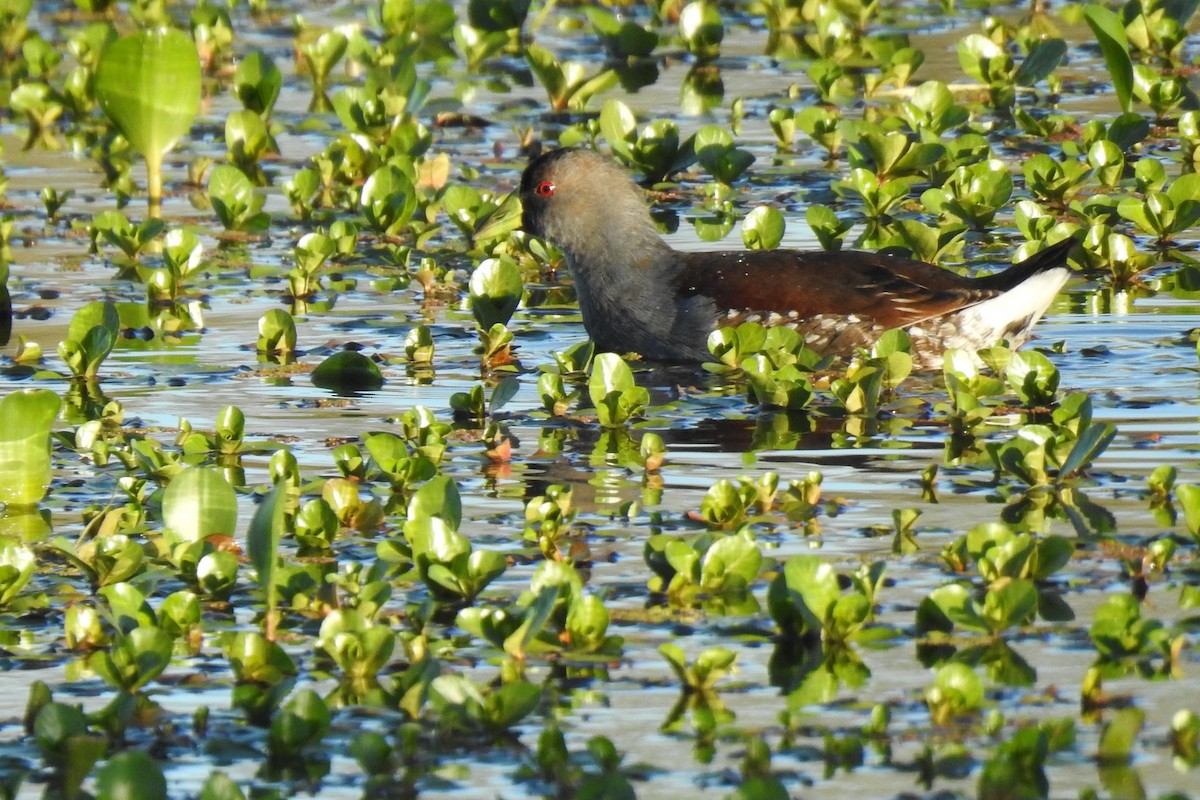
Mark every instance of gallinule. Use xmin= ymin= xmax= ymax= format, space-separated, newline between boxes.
xmin=519 ymin=147 xmax=1073 ymax=368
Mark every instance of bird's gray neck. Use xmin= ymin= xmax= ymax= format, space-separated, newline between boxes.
xmin=559 ymin=229 xmax=687 ymax=358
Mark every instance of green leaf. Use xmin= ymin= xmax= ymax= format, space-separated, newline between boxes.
xmin=161 ymin=466 xmax=238 ymax=547
xmin=1005 ymin=350 xmax=1059 ymax=406
xmin=360 ymin=164 xmax=417 ymax=235
xmin=588 ymin=353 xmax=647 ymax=427
xmin=247 ymin=480 xmax=287 ymax=623
xmin=1176 ymin=483 xmax=1200 ymax=538
xmin=678 ymin=0 xmax=723 ymax=60
xmin=1058 ymin=422 xmax=1116 ymax=478
xmin=700 ymin=529 xmax=762 ymax=591
xmin=742 ymin=206 xmax=784 ymax=250
xmin=407 ymin=475 xmax=462 ymax=531
xmin=1083 ymin=4 xmax=1134 ymax=113
xmin=59 ymin=301 xmax=119 ymax=379
xmin=926 ymin=662 xmax=984 ymax=724
xmin=96 ymin=750 xmax=167 ymax=800
xmin=233 ymin=50 xmax=281 ymax=116
xmin=599 ymin=98 xmax=637 ymax=158
xmin=268 ymin=689 xmax=331 ymax=756
xmin=469 ymin=256 xmax=523 ymax=329
xmin=1014 ymin=39 xmax=1066 ymax=86
xmin=208 ymin=164 xmax=268 ymax=232
xmin=0 ymin=388 xmax=61 ymax=508
xmin=311 ymin=351 xmax=384 ymax=393
xmin=926 ymin=583 xmax=988 ymax=633
xmin=768 ymin=555 xmax=840 ymax=639
xmin=1098 ymin=707 xmax=1144 ymax=764
xmin=95 ymin=27 xmax=201 ymax=205
xmin=199 ymin=772 xmax=247 ymax=800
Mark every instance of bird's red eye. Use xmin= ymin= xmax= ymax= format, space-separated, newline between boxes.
xmin=535 ymin=180 xmax=555 ymax=197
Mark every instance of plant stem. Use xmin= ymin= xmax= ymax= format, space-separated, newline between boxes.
xmin=147 ymin=150 xmax=163 ymax=218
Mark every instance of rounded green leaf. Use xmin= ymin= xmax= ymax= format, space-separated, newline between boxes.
xmin=0 ymin=388 xmax=61 ymax=507
xmin=469 ymin=257 xmax=523 ymax=329
xmin=162 ymin=466 xmax=238 ymax=546
xmin=360 ymin=164 xmax=417 ymax=235
xmin=95 ymin=28 xmax=200 ymax=162
xmin=233 ymin=50 xmax=281 ymax=115
xmin=311 ymin=351 xmax=384 ymax=393
xmin=742 ymin=206 xmax=784 ymax=250
xmin=96 ymin=750 xmax=167 ymax=800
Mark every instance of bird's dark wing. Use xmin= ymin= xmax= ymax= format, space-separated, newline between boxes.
xmin=673 ymin=249 xmax=1004 ymax=329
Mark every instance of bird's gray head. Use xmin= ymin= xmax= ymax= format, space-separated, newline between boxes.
xmin=519 ymin=147 xmax=664 ymax=267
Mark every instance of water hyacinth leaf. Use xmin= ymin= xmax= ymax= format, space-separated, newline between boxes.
xmin=1005 ymin=350 xmax=1059 ymax=407
xmin=1098 ymin=707 xmax=1144 ymax=764
xmin=957 ymin=33 xmax=1007 ymax=84
xmin=1083 ymin=4 xmax=1134 ymax=113
xmin=424 ymin=547 xmax=506 ymax=603
xmin=848 ymin=128 xmax=944 ymax=180
xmin=565 ymin=592 xmax=614 ymax=653
xmin=248 ymin=480 xmax=287 ymax=638
xmin=1108 ymin=112 xmax=1151 ymax=151
xmin=524 ymin=43 xmax=618 ymax=112
xmin=91 ymin=625 xmax=174 ymax=691
xmin=161 ymin=465 xmax=238 ymax=547
xmin=700 ymin=529 xmax=762 ymax=591
xmin=926 ymin=662 xmax=984 ymax=724
xmin=34 ymin=703 xmax=106 ymax=795
xmin=199 ymin=772 xmax=246 ymax=800
xmin=226 ymin=109 xmax=270 ymax=167
xmin=208 ymin=164 xmax=269 ymax=232
xmin=471 ymin=189 xmax=522 ymax=244
xmin=233 ymin=50 xmax=282 ymax=115
xmin=923 ymin=583 xmax=989 ymax=633
xmin=317 ymin=609 xmax=396 ymax=680
xmin=797 ymin=106 xmax=843 ymax=155
xmin=769 ymin=108 xmax=798 ymax=154
xmin=467 ymin=0 xmax=529 ymax=32
xmin=96 ymin=750 xmax=167 ymax=800
xmin=469 ymin=256 xmax=523 ymax=329
xmin=586 ymin=6 xmax=657 ymax=59
xmin=361 ymin=164 xmax=417 ymax=235
xmin=503 ymin=586 xmax=557 ymax=659
xmin=311 ymin=351 xmax=384 ymax=393
xmin=1013 ymin=39 xmax=1066 ymax=86
xmin=161 ymin=228 xmax=204 ymax=277
xmin=1088 ymin=140 xmax=1124 ymax=188
xmin=268 ymin=689 xmax=331 ymax=757
xmin=97 ymin=581 xmax=149 ymax=630
xmin=899 ymin=80 xmax=969 ymax=134
xmin=1058 ymin=422 xmax=1116 ymax=479
xmin=694 ymin=124 xmax=754 ymax=184
xmin=0 ymin=388 xmax=61 ymax=508
xmin=94 ymin=27 xmax=201 ymax=208
xmin=257 ymin=309 xmax=296 ymax=355
xmin=407 ymin=475 xmax=462 ymax=532
xmin=742 ymin=206 xmax=784 ymax=250
xmin=981 ymin=578 xmax=1038 ymax=632
xmin=678 ymin=1 xmax=723 ymax=60
xmin=490 ymin=376 xmax=519 ymax=414
xmin=806 ymin=205 xmax=853 ymax=250
xmin=598 ymin=100 xmax=694 ymax=182
xmin=768 ymin=555 xmax=840 ymax=639
xmin=59 ymin=300 xmax=119 ymax=379
xmin=1176 ymin=483 xmax=1200 ymax=539
xmin=588 ymin=353 xmax=649 ymax=427
xmin=0 ymin=538 xmax=35 ymax=607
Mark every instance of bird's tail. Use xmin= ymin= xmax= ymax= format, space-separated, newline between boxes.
xmin=973 ymin=238 xmax=1074 ymax=292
